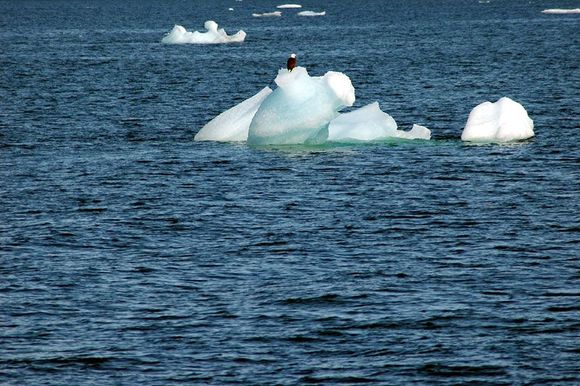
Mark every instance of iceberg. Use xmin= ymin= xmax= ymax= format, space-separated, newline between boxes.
xmin=196 ymin=66 xmax=433 ymax=146
xmin=161 ymin=21 xmax=246 ymax=44
xmin=297 ymin=11 xmax=326 ymax=16
xmin=542 ymin=8 xmax=580 ymax=14
xmin=461 ymin=97 xmax=534 ymax=142
xmin=328 ymin=102 xmax=431 ymax=142
xmin=277 ymin=4 xmax=302 ymax=8
xmin=194 ymin=87 xmax=272 ymax=142
xmin=252 ymin=11 xmax=282 ymax=17
xmin=247 ymin=67 xmax=355 ymax=145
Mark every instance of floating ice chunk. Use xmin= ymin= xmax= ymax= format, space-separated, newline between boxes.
xmin=228 ymin=8 xmax=234 ymax=11
xmin=247 ymin=67 xmax=355 ymax=145
xmin=297 ymin=10 xmax=326 ymax=16
xmin=161 ymin=21 xmax=246 ymax=44
xmin=252 ymin=11 xmax=282 ymax=17
xmin=461 ymin=97 xmax=534 ymax=142
xmin=277 ymin=4 xmax=302 ymax=8
xmin=195 ymin=87 xmax=272 ymax=142
xmin=327 ymin=102 xmax=431 ymax=142
xmin=542 ymin=8 xmax=580 ymax=14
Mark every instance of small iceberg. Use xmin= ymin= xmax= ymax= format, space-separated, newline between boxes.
xmin=297 ymin=11 xmax=326 ymax=16
xmin=328 ymin=102 xmax=431 ymax=142
xmin=161 ymin=21 xmax=246 ymax=44
xmin=194 ymin=87 xmax=272 ymax=142
xmin=253 ymin=11 xmax=282 ymax=17
xmin=461 ymin=97 xmax=534 ymax=142
xmin=277 ymin=4 xmax=302 ymax=8
xmin=541 ymin=8 xmax=580 ymax=14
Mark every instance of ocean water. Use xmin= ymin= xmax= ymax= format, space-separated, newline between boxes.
xmin=1 ymin=0 xmax=579 ymax=384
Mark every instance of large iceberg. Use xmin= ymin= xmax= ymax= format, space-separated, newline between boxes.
xmin=161 ymin=21 xmax=246 ymax=44
xmin=328 ymin=102 xmax=431 ymax=142
xmin=195 ymin=66 xmax=432 ymax=145
xmin=247 ymin=67 xmax=355 ymax=145
xmin=461 ymin=97 xmax=534 ymax=142
xmin=194 ymin=87 xmax=272 ymax=142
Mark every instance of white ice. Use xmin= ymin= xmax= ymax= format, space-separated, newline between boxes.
xmin=161 ymin=21 xmax=246 ymax=44
xmin=247 ymin=67 xmax=355 ymax=145
xmin=542 ymin=8 xmax=580 ymax=14
xmin=194 ymin=87 xmax=272 ymax=142
xmin=461 ymin=97 xmax=534 ymax=142
xmin=277 ymin=4 xmax=302 ymax=8
xmin=297 ymin=11 xmax=326 ymax=16
xmin=328 ymin=102 xmax=431 ymax=142
xmin=252 ymin=11 xmax=282 ymax=17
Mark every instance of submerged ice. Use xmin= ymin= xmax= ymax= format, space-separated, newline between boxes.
xmin=247 ymin=67 xmax=355 ymax=145
xmin=461 ymin=97 xmax=534 ymax=142
xmin=252 ymin=11 xmax=282 ymax=17
xmin=328 ymin=102 xmax=431 ymax=142
xmin=161 ymin=21 xmax=246 ymax=44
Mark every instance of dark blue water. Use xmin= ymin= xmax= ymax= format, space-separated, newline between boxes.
xmin=1 ymin=0 xmax=579 ymax=384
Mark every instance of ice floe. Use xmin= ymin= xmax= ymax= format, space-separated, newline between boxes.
xmin=277 ymin=4 xmax=302 ymax=8
xmin=252 ymin=11 xmax=282 ymax=17
xmin=541 ymin=8 xmax=580 ymax=14
xmin=161 ymin=21 xmax=246 ymax=44
xmin=297 ymin=11 xmax=326 ymax=16
xmin=248 ymin=67 xmax=355 ymax=145
xmin=461 ymin=97 xmax=534 ymax=142
xmin=328 ymin=103 xmax=431 ymax=142
xmin=194 ymin=87 xmax=273 ymax=142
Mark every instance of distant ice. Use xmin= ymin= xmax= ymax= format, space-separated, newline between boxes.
xmin=541 ymin=8 xmax=580 ymax=14
xmin=228 ymin=8 xmax=234 ymax=11
xmin=297 ymin=11 xmax=326 ymax=16
xmin=247 ymin=67 xmax=355 ymax=145
xmin=461 ymin=97 xmax=534 ymax=142
xmin=328 ymin=102 xmax=431 ymax=142
xmin=161 ymin=21 xmax=245 ymax=44
xmin=195 ymin=87 xmax=272 ymax=142
xmin=277 ymin=4 xmax=302 ymax=8
xmin=253 ymin=11 xmax=282 ymax=17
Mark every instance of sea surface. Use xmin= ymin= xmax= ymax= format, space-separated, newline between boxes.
xmin=1 ymin=0 xmax=579 ymax=384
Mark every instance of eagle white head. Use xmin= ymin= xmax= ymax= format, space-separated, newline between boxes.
xmin=290 ymin=53 xmax=296 ymax=58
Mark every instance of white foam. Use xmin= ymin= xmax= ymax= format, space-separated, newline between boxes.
xmin=461 ymin=97 xmax=534 ymax=142
xmin=252 ymin=11 xmax=282 ymax=17
xmin=277 ymin=4 xmax=302 ymax=8
xmin=328 ymin=102 xmax=431 ymax=142
xmin=161 ymin=21 xmax=246 ymax=44
xmin=297 ymin=11 xmax=326 ymax=16
xmin=542 ymin=8 xmax=580 ymax=14
xmin=247 ymin=66 xmax=355 ymax=145
xmin=195 ymin=87 xmax=272 ymax=142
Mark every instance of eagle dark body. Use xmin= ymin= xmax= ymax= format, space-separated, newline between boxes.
xmin=287 ymin=55 xmax=297 ymax=71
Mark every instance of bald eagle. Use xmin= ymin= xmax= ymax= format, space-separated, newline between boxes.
xmin=287 ymin=53 xmax=297 ymax=72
